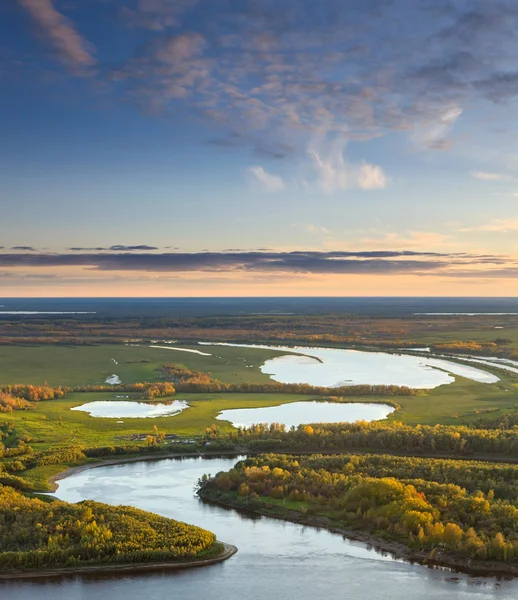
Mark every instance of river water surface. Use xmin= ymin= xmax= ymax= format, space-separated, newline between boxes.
xmin=3 ymin=456 xmax=518 ymax=600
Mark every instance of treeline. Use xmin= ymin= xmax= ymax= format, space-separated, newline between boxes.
xmin=201 ymin=453 xmax=518 ymax=562
xmin=205 ymin=421 xmax=518 ymax=458
xmin=4 ymin=311 xmax=514 ymax=349
xmin=72 ymin=382 xmax=176 ymax=399
xmin=473 ymin=411 xmax=518 ymax=430
xmin=0 ymin=485 xmax=217 ymax=571
xmin=0 ymin=382 xmax=178 ymax=413
xmin=0 ymin=385 xmax=66 ymax=413
xmin=161 ymin=363 xmax=417 ymax=398
xmin=430 ymin=340 xmax=518 ymax=360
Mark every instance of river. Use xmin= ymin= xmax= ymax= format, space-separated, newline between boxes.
xmin=3 ymin=456 xmax=517 ymax=599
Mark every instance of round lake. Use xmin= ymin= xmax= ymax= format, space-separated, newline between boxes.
xmin=217 ymin=400 xmax=394 ymax=428
xmin=71 ymin=400 xmax=189 ymax=418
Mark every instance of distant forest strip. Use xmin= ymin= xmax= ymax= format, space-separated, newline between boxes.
xmin=199 ymin=453 xmax=518 ymax=564
xmin=0 ymin=485 xmax=218 ymax=571
xmin=430 ymin=340 xmax=518 ymax=359
xmin=0 ymin=313 xmax=517 ymax=355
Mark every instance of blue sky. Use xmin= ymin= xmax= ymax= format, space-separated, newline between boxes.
xmin=1 ymin=0 xmax=518 ymax=296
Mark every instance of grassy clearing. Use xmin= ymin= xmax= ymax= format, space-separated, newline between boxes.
xmin=2 ymin=376 xmax=517 ymax=450
xmin=2 ymin=392 xmax=319 ymax=450
xmin=393 ymin=376 xmax=518 ymax=425
xmin=0 ymin=344 xmax=292 ymax=387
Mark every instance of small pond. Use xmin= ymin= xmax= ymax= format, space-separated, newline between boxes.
xmin=217 ymin=400 xmax=394 ymax=429
xmin=71 ymin=400 xmax=189 ymax=418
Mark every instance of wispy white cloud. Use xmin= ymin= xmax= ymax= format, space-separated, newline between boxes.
xmin=356 ymin=231 xmax=450 ymax=251
xmin=412 ymin=105 xmax=463 ymax=150
xmin=471 ymin=171 xmax=510 ymax=181
xmin=247 ymin=166 xmax=285 ymax=192
xmin=17 ymin=0 xmax=95 ymax=72
xmin=292 ymin=223 xmax=330 ymax=235
xmin=309 ymin=139 xmax=387 ymax=193
xmin=457 ymin=219 xmax=518 ymax=233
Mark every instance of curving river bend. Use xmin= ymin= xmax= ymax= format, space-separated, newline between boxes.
xmin=3 ymin=455 xmax=518 ymax=599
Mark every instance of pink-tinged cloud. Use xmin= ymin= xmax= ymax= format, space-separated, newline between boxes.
xmin=18 ymin=0 xmax=96 ymax=71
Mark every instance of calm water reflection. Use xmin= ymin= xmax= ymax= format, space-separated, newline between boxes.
xmin=217 ymin=401 xmax=393 ymax=428
xmin=71 ymin=400 xmax=189 ymax=418
xmin=3 ymin=456 xmax=517 ymax=600
xmin=204 ymin=343 xmax=500 ymax=388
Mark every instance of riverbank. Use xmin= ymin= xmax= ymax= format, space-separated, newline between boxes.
xmin=44 ymin=446 xmax=518 ymax=494
xmin=0 ymin=542 xmax=238 ymax=581
xmin=30 ymin=449 xmax=518 ymax=580
xmin=198 ymin=487 xmax=518 ymax=579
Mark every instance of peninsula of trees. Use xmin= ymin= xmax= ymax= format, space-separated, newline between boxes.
xmin=0 ymin=484 xmax=222 ymax=574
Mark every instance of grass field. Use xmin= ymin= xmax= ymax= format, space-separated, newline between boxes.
xmin=2 ymin=376 xmax=517 ymax=452
xmin=2 ymin=343 xmax=518 ymax=454
xmin=2 ymin=391 xmax=318 ymax=449
xmin=0 ymin=344 xmax=293 ymax=387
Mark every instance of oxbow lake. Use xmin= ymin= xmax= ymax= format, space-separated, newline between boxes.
xmin=216 ymin=401 xmax=393 ymax=428
xmin=201 ymin=343 xmax=500 ymax=388
xmin=4 ymin=455 xmax=516 ymax=600
xmin=71 ymin=400 xmax=189 ymax=418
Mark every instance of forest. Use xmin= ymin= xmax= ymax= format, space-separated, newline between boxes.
xmin=200 ymin=453 xmax=518 ymax=562
xmin=1 ymin=312 xmax=517 ymax=355
xmin=204 ymin=420 xmax=518 ymax=458
xmin=0 ymin=485 xmax=218 ymax=571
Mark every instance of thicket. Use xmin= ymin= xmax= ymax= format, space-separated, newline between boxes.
xmin=202 ymin=453 xmax=518 ymax=562
xmin=205 ymin=420 xmax=518 ymax=457
xmin=0 ymin=485 xmax=216 ymax=570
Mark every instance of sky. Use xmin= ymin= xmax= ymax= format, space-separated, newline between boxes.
xmin=1 ymin=0 xmax=518 ymax=297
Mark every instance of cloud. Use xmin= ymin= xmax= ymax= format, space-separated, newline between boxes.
xmin=309 ymin=144 xmax=387 ymax=193
xmin=68 ymin=245 xmax=159 ymax=251
xmin=357 ymin=231 xmax=450 ymax=251
xmin=457 ymin=219 xmax=518 ymax=233
xmin=17 ymin=0 xmax=513 ymax=167
xmin=16 ymin=1 xmax=518 ymax=164
xmin=439 ymin=268 xmax=518 ymax=279
xmin=471 ymin=171 xmax=510 ymax=181
xmin=119 ymin=0 xmax=201 ymax=31
xmin=17 ymin=0 xmax=96 ymax=73
xmin=0 ymin=249 xmax=506 ymax=278
xmin=10 ymin=246 xmax=36 ymax=251
xmin=293 ymin=223 xmax=330 ymax=235
xmin=247 ymin=166 xmax=285 ymax=192
xmin=412 ymin=105 xmax=463 ymax=150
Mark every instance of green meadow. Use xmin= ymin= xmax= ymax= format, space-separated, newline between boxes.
xmin=1 ymin=343 xmax=518 ymax=455
xmin=0 ymin=343 xmax=292 ymax=386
